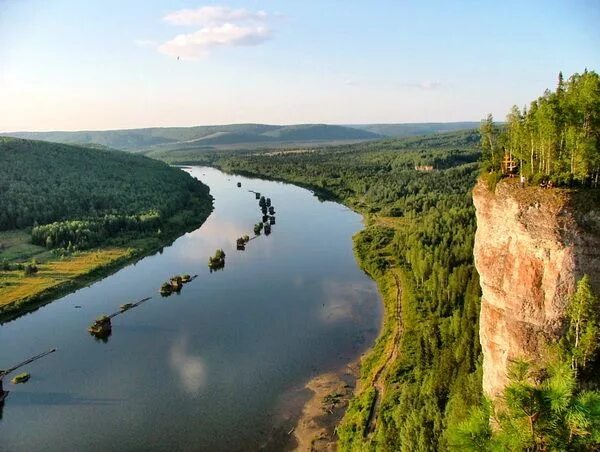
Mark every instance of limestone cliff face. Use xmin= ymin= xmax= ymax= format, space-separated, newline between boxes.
xmin=472 ymin=179 xmax=600 ymax=398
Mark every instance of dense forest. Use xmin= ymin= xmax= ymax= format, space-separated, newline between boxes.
xmin=0 ymin=137 xmax=212 ymax=250
xmin=481 ymin=70 xmax=600 ymax=186
xmin=215 ymin=130 xmax=483 ymax=450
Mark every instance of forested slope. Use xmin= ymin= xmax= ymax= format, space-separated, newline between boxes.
xmin=349 ymin=122 xmax=480 ymax=138
xmin=0 ymin=137 xmax=210 ymax=231
xmin=0 ymin=137 xmax=212 ymax=316
xmin=215 ymin=130 xmax=483 ymax=450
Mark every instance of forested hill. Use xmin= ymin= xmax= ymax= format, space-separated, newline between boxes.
xmin=1 ymin=122 xmax=481 ymax=154
xmin=2 ymin=124 xmax=381 ymax=152
xmin=0 ymin=137 xmax=211 ymax=231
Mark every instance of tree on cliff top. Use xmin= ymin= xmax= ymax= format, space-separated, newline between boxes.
xmin=482 ymin=70 xmax=600 ymax=186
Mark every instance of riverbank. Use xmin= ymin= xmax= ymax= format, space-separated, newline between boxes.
xmin=207 ymin=162 xmax=402 ymax=448
xmin=212 ymin=148 xmax=482 ymax=449
xmin=288 ymin=231 xmax=404 ymax=450
xmin=0 ymin=191 xmax=213 ymax=322
xmin=291 ymin=360 xmax=359 ymax=451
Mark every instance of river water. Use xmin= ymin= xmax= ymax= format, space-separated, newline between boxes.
xmin=0 ymin=167 xmax=381 ymax=451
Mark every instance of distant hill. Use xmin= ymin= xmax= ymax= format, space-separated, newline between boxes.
xmin=2 ymin=124 xmax=381 ymax=152
xmin=2 ymin=122 xmax=481 ymax=155
xmin=347 ymin=122 xmax=480 ymax=137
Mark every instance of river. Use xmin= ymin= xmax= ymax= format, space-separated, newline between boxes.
xmin=0 ymin=166 xmax=381 ymax=451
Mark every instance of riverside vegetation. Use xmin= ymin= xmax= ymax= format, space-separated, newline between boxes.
xmin=2 ymin=70 xmax=597 ymax=449
xmin=0 ymin=137 xmax=212 ymax=318
xmin=214 ymin=129 xmax=484 ymax=450
xmin=209 ymin=71 xmax=600 ymax=450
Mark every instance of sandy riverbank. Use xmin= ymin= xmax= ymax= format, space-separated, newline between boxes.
xmin=292 ymin=361 xmax=360 ymax=451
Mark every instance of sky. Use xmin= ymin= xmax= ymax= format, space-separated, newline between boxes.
xmin=0 ymin=0 xmax=598 ymax=132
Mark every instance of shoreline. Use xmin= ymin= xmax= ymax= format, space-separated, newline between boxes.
xmin=291 ymin=360 xmax=361 ymax=451
xmin=0 ymin=192 xmax=213 ymax=324
xmin=284 ymin=266 xmax=400 ymax=451
xmin=208 ymin=163 xmax=401 ymax=450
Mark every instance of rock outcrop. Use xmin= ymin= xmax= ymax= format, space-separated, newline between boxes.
xmin=473 ymin=179 xmax=600 ymax=398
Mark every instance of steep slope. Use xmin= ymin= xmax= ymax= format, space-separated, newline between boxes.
xmin=473 ymin=179 xmax=600 ymax=397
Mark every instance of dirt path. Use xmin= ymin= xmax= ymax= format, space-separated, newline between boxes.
xmin=364 ymin=270 xmax=403 ymax=436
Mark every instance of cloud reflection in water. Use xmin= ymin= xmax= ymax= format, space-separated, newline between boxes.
xmin=171 ymin=218 xmax=249 ymax=264
xmin=319 ymin=280 xmax=377 ymax=324
xmin=169 ymin=338 xmax=207 ymax=396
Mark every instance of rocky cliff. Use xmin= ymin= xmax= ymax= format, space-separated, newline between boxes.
xmin=472 ymin=179 xmax=600 ymax=398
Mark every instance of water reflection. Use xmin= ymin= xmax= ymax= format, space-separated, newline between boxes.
xmin=0 ymin=166 xmax=380 ymax=451
xmin=4 ymin=391 xmax=121 ymax=407
xmin=0 ymin=382 xmax=7 ymax=420
xmin=170 ymin=339 xmax=207 ymax=396
xmin=320 ymin=280 xmax=379 ymax=324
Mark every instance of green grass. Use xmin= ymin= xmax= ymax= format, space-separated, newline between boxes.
xmin=0 ymin=191 xmax=213 ymax=321
xmin=0 ymin=247 xmax=134 ymax=311
xmin=0 ymin=230 xmax=51 ymax=262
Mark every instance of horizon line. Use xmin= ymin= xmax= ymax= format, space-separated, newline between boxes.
xmin=1 ymin=120 xmax=484 ymax=135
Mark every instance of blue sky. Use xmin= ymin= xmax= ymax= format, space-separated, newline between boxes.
xmin=0 ymin=0 xmax=598 ymax=131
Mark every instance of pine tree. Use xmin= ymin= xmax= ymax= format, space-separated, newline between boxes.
xmin=567 ymin=275 xmax=599 ymax=372
xmin=480 ymin=114 xmax=499 ymax=171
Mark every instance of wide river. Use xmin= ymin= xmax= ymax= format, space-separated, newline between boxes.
xmin=0 ymin=167 xmax=381 ymax=451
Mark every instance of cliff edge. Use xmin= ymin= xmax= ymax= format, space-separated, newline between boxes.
xmin=473 ymin=179 xmax=600 ymax=398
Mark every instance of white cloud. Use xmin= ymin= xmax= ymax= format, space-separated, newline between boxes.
xmin=159 ymin=5 xmax=272 ymax=60
xmin=164 ymin=6 xmax=267 ymax=26
xmin=159 ymin=23 xmax=270 ymax=60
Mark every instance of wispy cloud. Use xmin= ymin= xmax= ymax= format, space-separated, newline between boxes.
xmin=164 ymin=6 xmax=268 ymax=26
xmin=417 ymin=80 xmax=441 ymax=90
xmin=342 ymin=77 xmax=442 ymax=91
xmin=158 ymin=5 xmax=273 ymax=60
xmin=134 ymin=39 xmax=158 ymax=48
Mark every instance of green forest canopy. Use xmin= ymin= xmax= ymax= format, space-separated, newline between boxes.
xmin=481 ymin=70 xmax=600 ymax=186
xmin=0 ymin=137 xmax=211 ymax=248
